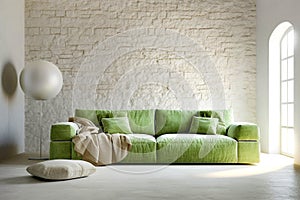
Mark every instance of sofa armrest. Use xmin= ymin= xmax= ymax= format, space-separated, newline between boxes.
xmin=50 ymin=122 xmax=79 ymax=141
xmin=227 ymin=122 xmax=260 ymax=141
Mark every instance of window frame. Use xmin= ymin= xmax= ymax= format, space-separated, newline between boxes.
xmin=280 ymin=27 xmax=294 ymax=157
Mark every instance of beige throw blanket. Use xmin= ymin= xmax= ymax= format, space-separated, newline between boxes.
xmin=71 ymin=117 xmax=132 ymax=166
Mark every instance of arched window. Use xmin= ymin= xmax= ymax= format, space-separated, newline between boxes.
xmin=280 ymin=27 xmax=294 ymax=157
xmin=268 ymin=22 xmax=294 ymax=157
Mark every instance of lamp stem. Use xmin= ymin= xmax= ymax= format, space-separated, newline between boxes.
xmin=39 ymin=100 xmax=43 ymax=158
xmin=29 ymin=100 xmax=48 ymax=160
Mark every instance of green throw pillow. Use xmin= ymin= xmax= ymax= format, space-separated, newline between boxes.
xmin=101 ymin=117 xmax=132 ymax=134
xmin=189 ymin=116 xmax=219 ymax=135
xmin=198 ymin=110 xmax=233 ymax=135
xmin=198 ymin=109 xmax=233 ymax=127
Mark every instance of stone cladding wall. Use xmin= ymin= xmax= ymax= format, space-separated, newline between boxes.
xmin=25 ymin=0 xmax=256 ymax=153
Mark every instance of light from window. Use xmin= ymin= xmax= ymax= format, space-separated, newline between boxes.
xmin=280 ymin=28 xmax=294 ymax=157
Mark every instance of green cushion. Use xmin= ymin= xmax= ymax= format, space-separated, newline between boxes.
xmin=75 ymin=109 xmax=101 ymax=128
xmin=79 ymin=109 xmax=155 ymax=135
xmin=101 ymin=110 xmax=155 ymax=135
xmin=156 ymin=134 xmax=237 ymax=163
xmin=199 ymin=109 xmax=234 ymax=127
xmin=198 ymin=110 xmax=233 ymax=135
xmin=102 ymin=117 xmax=132 ymax=134
xmin=189 ymin=117 xmax=219 ymax=135
xmin=227 ymin=123 xmax=260 ymax=141
xmin=95 ymin=110 xmax=113 ymax=129
xmin=110 ymin=110 xmax=127 ymax=117
xmin=50 ymin=122 xmax=77 ymax=141
xmin=155 ymin=109 xmax=198 ymax=136
xmin=127 ymin=110 xmax=155 ymax=135
xmin=120 ymin=134 xmax=156 ymax=163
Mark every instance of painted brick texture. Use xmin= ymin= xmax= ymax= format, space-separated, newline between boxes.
xmin=25 ymin=0 xmax=256 ymax=154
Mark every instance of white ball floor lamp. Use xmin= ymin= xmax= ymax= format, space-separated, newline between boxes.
xmin=20 ymin=60 xmax=63 ymax=159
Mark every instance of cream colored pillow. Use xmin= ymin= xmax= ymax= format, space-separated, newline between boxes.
xmin=26 ymin=159 xmax=96 ymax=180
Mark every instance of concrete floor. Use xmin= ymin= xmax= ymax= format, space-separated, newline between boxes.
xmin=0 ymin=154 xmax=300 ymax=200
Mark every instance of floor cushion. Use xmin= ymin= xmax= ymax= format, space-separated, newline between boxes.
xmin=26 ymin=159 xmax=96 ymax=180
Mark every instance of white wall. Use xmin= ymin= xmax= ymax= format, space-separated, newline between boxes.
xmin=0 ymin=0 xmax=25 ymax=160
xmin=25 ymin=0 xmax=256 ymax=155
xmin=257 ymin=0 xmax=300 ymax=164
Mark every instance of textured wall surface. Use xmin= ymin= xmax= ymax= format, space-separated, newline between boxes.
xmin=25 ymin=0 xmax=256 ymax=154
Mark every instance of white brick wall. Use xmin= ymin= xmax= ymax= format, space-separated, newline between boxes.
xmin=25 ymin=0 xmax=256 ymax=154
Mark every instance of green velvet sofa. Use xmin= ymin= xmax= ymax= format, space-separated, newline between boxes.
xmin=50 ymin=109 xmax=260 ymax=164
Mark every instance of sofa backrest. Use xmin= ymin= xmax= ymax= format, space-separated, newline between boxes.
xmin=74 ymin=109 xmax=233 ymax=136
xmin=155 ymin=109 xmax=198 ymax=136
xmin=75 ymin=109 xmax=156 ymax=135
xmin=75 ymin=109 xmax=101 ymax=128
xmin=126 ymin=110 xmax=156 ymax=135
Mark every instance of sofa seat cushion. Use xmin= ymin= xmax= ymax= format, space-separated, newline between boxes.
xmin=120 ymin=134 xmax=157 ymax=163
xmin=126 ymin=134 xmax=156 ymax=154
xmin=128 ymin=133 xmax=156 ymax=143
xmin=156 ymin=134 xmax=237 ymax=163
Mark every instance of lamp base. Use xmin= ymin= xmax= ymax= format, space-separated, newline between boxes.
xmin=28 ymin=152 xmax=49 ymax=160
xmin=28 ymin=157 xmax=49 ymax=160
